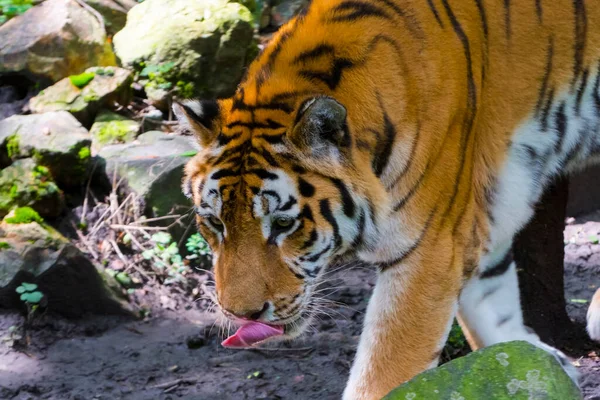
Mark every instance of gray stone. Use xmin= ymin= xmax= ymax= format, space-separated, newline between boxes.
xmin=0 ymin=111 xmax=92 ymax=186
xmin=98 ymin=131 xmax=197 ymax=236
xmin=0 ymin=218 xmax=131 ymax=317
xmin=0 ymin=158 xmax=65 ymax=219
xmin=113 ymin=0 xmax=256 ymax=99
xmin=29 ymin=66 xmax=133 ymax=127
xmin=270 ymin=0 xmax=308 ymax=27
xmin=384 ymin=341 xmax=581 ymax=400
xmin=85 ymin=0 xmax=138 ymax=36
xmin=0 ymin=0 xmax=116 ymax=82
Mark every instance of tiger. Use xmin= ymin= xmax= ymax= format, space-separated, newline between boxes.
xmin=173 ymin=0 xmax=600 ymax=398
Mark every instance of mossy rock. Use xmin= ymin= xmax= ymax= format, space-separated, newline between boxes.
xmin=384 ymin=341 xmax=581 ymax=400
xmin=0 ymin=112 xmax=92 ymax=187
xmin=90 ymin=110 xmax=140 ymax=151
xmin=29 ymin=66 xmax=133 ymax=127
xmin=0 ymin=159 xmax=65 ymax=219
xmin=113 ymin=0 xmax=256 ymax=99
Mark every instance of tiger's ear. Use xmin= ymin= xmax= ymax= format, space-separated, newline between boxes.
xmin=288 ymin=96 xmax=349 ymax=158
xmin=172 ymin=99 xmax=220 ymax=147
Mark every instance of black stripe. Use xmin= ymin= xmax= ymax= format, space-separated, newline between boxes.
xmin=301 ymin=229 xmax=318 ymax=250
xmin=372 ymin=107 xmax=396 ymax=177
xmin=474 ymin=0 xmax=488 ymax=40
xmin=256 ymin=133 xmax=285 ymax=144
xmin=299 ymin=58 xmax=354 ymax=90
xmin=247 ymin=169 xmax=279 ymax=180
xmin=211 ymin=169 xmax=237 ymax=180
xmin=594 ymin=61 xmax=600 ymax=113
xmin=554 ymin=103 xmax=567 ymax=153
xmin=503 ymin=0 xmax=511 ymax=39
xmin=426 ymin=0 xmax=444 ymax=27
xmin=330 ymin=1 xmax=391 ymax=22
xmin=216 ymin=132 xmax=242 ymax=146
xmin=393 ymin=166 xmax=427 ymax=211
xmin=575 ymin=68 xmax=589 ymax=114
xmin=301 ymin=243 xmax=332 ymax=263
xmin=300 ymin=204 xmax=314 ymax=222
xmin=279 ymin=197 xmax=297 ymax=211
xmin=535 ymin=36 xmax=554 ymax=118
xmin=387 ymin=123 xmax=421 ymax=190
xmin=573 ymin=0 xmax=587 ymax=88
xmin=371 ymin=0 xmax=424 ymax=39
xmin=378 ymin=206 xmax=438 ymax=271
xmin=256 ymin=148 xmax=280 ymax=168
xmin=480 ymin=251 xmax=513 ymax=279
xmin=540 ymin=87 xmax=555 ymax=131
xmin=226 ymin=119 xmax=285 ymax=130
xmin=294 ymin=44 xmax=335 ymax=64
xmin=536 ymin=0 xmax=543 ymax=23
xmin=497 ymin=315 xmax=513 ymax=327
xmin=350 ymin=210 xmax=366 ymax=249
xmin=261 ymin=190 xmax=281 ymax=210
xmin=331 ymin=178 xmax=356 ymax=218
xmin=298 ymin=177 xmax=315 ymax=197
xmin=319 ymin=199 xmax=342 ymax=249
xmin=439 ymin=0 xmax=477 ymax=223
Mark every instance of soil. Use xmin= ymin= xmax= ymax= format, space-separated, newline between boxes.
xmin=1 ymin=213 xmax=600 ymax=400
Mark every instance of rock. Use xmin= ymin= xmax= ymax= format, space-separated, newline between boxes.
xmin=383 ymin=341 xmax=582 ymax=400
xmin=0 ymin=111 xmax=92 ymax=186
xmin=84 ymin=0 xmax=138 ymax=37
xmin=29 ymin=66 xmax=133 ymax=126
xmin=0 ymin=0 xmax=116 ymax=82
xmin=270 ymin=0 xmax=308 ymax=28
xmin=98 ymin=131 xmax=197 ymax=237
xmin=113 ymin=0 xmax=256 ymax=99
xmin=0 ymin=158 xmax=64 ymax=219
xmin=90 ymin=110 xmax=140 ymax=151
xmin=0 ymin=214 xmax=131 ymax=318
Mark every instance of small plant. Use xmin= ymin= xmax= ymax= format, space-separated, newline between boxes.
xmin=16 ymin=282 xmax=44 ymax=322
xmin=142 ymin=232 xmax=188 ymax=285
xmin=185 ymin=233 xmax=211 ymax=260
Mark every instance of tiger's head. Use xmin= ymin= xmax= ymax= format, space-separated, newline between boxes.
xmin=174 ymin=94 xmax=383 ymax=341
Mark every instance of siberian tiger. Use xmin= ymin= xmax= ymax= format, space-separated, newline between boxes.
xmin=173 ymin=0 xmax=600 ymax=398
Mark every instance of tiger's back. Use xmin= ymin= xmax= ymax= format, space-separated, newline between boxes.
xmin=175 ymin=1 xmax=600 ymax=399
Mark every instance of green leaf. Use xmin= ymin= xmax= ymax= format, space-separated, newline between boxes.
xmin=570 ymin=298 xmax=589 ymax=304
xmin=589 ymin=235 xmax=599 ymax=244
xmin=142 ymin=249 xmax=154 ymax=259
xmin=179 ymin=151 xmax=198 ymax=157
xmin=15 ymin=286 xmax=26 ymax=294
xmin=115 ymin=272 xmax=133 ymax=287
xmin=21 ymin=291 xmax=43 ymax=304
xmin=21 ymin=282 xmax=37 ymax=291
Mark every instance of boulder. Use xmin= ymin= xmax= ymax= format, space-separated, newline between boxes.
xmin=98 ymin=131 xmax=197 ymax=237
xmin=384 ymin=341 xmax=582 ymax=400
xmin=29 ymin=66 xmax=133 ymax=126
xmin=113 ymin=0 xmax=256 ymax=99
xmin=90 ymin=110 xmax=140 ymax=151
xmin=85 ymin=0 xmax=138 ymax=37
xmin=0 ymin=0 xmax=116 ymax=82
xmin=270 ymin=0 xmax=308 ymax=28
xmin=0 ymin=211 xmax=131 ymax=317
xmin=0 ymin=158 xmax=65 ymax=219
xmin=0 ymin=111 xmax=92 ymax=186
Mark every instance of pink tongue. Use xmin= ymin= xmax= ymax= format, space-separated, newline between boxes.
xmin=222 ymin=322 xmax=284 ymax=348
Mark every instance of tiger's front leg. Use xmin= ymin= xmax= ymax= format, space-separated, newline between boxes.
xmin=343 ymin=248 xmax=464 ymax=400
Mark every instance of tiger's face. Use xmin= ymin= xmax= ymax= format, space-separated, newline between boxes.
xmin=174 ymin=95 xmax=377 ymax=340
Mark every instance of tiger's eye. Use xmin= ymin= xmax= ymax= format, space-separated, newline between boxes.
xmin=274 ymin=216 xmax=294 ymax=229
xmin=209 ymin=216 xmax=224 ymax=231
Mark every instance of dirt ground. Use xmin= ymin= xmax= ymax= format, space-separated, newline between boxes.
xmin=1 ymin=213 xmax=600 ymax=400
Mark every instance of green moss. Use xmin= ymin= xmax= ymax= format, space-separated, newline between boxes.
xmin=78 ymin=146 xmax=91 ymax=160
xmin=5 ymin=207 xmax=44 ymax=224
xmin=6 ymin=134 xmax=19 ymax=159
xmin=69 ymin=72 xmax=96 ymax=89
xmin=0 ymin=241 xmax=10 ymax=250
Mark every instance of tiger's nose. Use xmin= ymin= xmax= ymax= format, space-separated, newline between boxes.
xmin=226 ymin=302 xmax=270 ymax=321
